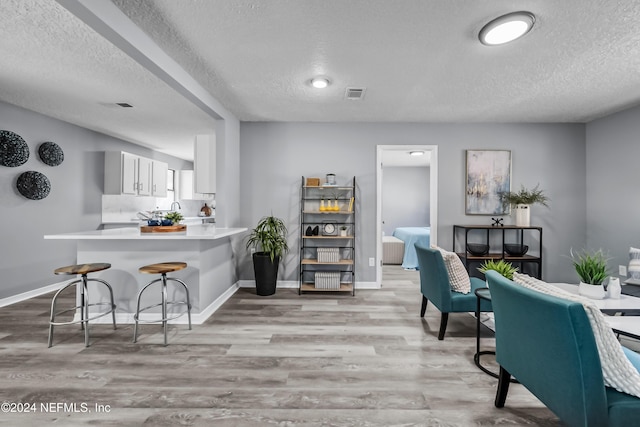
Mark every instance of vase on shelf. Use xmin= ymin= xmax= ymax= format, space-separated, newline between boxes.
xmin=513 ymin=204 xmax=530 ymax=227
xmin=578 ymin=282 xmax=606 ymax=300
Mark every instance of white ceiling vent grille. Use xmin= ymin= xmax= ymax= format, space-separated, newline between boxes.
xmin=345 ymin=87 xmax=366 ymax=100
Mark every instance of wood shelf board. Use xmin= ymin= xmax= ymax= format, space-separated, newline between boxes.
xmin=302 ymin=235 xmax=354 ymax=239
xmin=303 ymin=186 xmax=353 ymax=190
xmin=301 ymin=259 xmax=354 ymax=265
xmin=300 ymin=283 xmax=353 ymax=292
xmin=302 ymin=211 xmax=353 ymax=214
xmin=457 ymin=252 xmax=540 ymax=261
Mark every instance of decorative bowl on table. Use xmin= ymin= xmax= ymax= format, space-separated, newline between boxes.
xmin=466 ymin=243 xmax=489 ymax=256
xmin=504 ymin=244 xmax=529 ymax=257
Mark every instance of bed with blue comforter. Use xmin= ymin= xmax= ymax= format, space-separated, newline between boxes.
xmin=392 ymin=227 xmax=431 ymax=269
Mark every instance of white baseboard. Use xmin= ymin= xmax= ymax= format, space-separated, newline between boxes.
xmin=239 ymin=280 xmax=380 ymax=289
xmin=0 ymin=281 xmax=70 ymax=308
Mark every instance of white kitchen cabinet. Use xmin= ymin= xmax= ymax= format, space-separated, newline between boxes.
xmin=137 ymin=156 xmax=152 ymax=196
xmin=178 ymin=170 xmax=207 ymax=200
xmin=104 ymin=151 xmax=168 ymax=197
xmin=194 ymin=134 xmax=216 ymax=194
xmin=120 ymin=152 xmax=138 ymax=195
xmin=151 ymin=160 xmax=168 ymax=197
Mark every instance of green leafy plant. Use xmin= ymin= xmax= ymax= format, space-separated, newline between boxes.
xmin=570 ymin=248 xmax=610 ymax=285
xmin=164 ymin=211 xmax=184 ymax=224
xmin=245 ymin=215 xmax=289 ymax=262
xmin=501 ymin=184 xmax=549 ymax=207
xmin=478 ymin=259 xmax=518 ymax=280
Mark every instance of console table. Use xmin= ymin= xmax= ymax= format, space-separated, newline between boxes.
xmin=453 ymin=225 xmax=542 ymax=279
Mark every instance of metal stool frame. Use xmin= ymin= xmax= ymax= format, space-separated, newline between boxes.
xmin=48 ymin=275 xmax=117 ymax=348
xmin=133 ymin=273 xmax=192 ymax=346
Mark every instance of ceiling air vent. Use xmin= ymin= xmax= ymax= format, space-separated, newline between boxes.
xmin=116 ymin=102 xmax=133 ymax=108
xmin=345 ymin=87 xmax=366 ymax=100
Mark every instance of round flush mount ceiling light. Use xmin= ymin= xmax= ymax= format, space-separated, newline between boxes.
xmin=479 ymin=11 xmax=535 ymax=46
xmin=409 ymin=151 xmax=425 ymax=156
xmin=310 ymin=77 xmax=330 ymax=89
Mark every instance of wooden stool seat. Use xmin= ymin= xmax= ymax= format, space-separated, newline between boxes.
xmin=54 ymin=263 xmax=111 ymax=276
xmin=134 ymin=261 xmax=191 ymax=346
xmin=139 ymin=262 xmax=187 ymax=275
xmin=49 ymin=262 xmax=116 ymax=348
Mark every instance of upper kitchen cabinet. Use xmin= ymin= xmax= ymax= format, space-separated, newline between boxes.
xmin=104 ymin=151 xmax=168 ymax=197
xmin=151 ymin=160 xmax=168 ymax=197
xmin=194 ymin=134 xmax=216 ymax=194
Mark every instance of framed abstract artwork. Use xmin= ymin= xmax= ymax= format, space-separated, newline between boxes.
xmin=465 ymin=149 xmax=511 ymax=215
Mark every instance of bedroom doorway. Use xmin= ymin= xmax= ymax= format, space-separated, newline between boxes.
xmin=375 ymin=145 xmax=438 ymax=287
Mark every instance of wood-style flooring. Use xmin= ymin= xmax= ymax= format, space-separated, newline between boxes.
xmin=0 ymin=266 xmax=561 ymax=426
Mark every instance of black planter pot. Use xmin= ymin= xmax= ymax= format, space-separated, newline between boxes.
xmin=252 ymin=252 xmax=280 ymax=296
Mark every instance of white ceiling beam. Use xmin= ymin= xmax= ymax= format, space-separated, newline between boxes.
xmin=56 ymin=0 xmax=231 ymax=122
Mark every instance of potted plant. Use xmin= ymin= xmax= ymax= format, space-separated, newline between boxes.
xmin=164 ymin=211 xmax=184 ymax=225
xmin=478 ymin=259 xmax=518 ymax=280
xmin=570 ymin=248 xmax=609 ymax=299
xmin=500 ymin=184 xmax=549 ymax=227
xmin=340 ymin=225 xmax=348 ymax=237
xmin=245 ymin=215 xmax=289 ymax=296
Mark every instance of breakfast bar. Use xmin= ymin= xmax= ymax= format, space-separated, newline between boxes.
xmin=44 ymin=224 xmax=247 ymax=324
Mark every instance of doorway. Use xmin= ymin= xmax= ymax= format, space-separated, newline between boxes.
xmin=376 ymin=145 xmax=438 ymax=287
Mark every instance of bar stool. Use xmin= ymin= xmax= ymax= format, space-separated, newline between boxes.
xmin=133 ymin=262 xmax=192 ymax=345
xmin=49 ymin=263 xmax=117 ymax=348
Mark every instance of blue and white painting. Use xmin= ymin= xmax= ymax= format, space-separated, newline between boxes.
xmin=466 ymin=150 xmax=511 ymax=215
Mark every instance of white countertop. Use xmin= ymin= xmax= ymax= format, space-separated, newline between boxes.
xmin=44 ymin=224 xmax=247 ymax=240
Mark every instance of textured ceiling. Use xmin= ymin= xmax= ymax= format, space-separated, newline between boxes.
xmin=2 ymin=1 xmax=640 ymax=160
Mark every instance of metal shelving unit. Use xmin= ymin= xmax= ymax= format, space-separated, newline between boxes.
xmin=299 ymin=176 xmax=356 ymax=295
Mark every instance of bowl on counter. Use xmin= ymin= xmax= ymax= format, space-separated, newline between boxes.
xmin=466 ymin=243 xmax=490 ymax=256
xmin=504 ymin=244 xmax=529 ymax=257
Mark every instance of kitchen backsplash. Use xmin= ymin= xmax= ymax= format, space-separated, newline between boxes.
xmin=101 ymin=195 xmax=214 ymax=223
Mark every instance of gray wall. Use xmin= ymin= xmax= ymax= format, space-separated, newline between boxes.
xmin=0 ymin=101 xmax=192 ymax=299
xmin=382 ymin=166 xmax=430 ymax=235
xmin=240 ymin=122 xmax=586 ymax=284
xmin=586 ymin=104 xmax=640 ymax=278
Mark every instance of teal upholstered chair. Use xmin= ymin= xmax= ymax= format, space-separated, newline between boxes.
xmin=415 ymin=243 xmax=492 ymax=340
xmin=486 ymin=270 xmax=640 ymax=426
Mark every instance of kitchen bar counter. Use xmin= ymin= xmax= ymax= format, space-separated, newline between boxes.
xmin=44 ymin=225 xmax=248 ymax=327
xmin=45 ymin=224 xmax=245 ymax=240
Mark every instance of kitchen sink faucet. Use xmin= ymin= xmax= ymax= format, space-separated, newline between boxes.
xmin=170 ymin=201 xmax=181 ymax=211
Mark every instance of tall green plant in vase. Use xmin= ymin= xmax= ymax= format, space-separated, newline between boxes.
xmin=246 ymin=215 xmax=289 ymax=296
xmin=501 ymin=184 xmax=549 ymax=227
xmin=570 ymin=248 xmax=609 ymax=300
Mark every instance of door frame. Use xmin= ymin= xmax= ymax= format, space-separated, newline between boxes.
xmin=376 ymin=145 xmax=438 ymax=286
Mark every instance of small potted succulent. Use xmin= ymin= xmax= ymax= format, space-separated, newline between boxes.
xmin=340 ymin=226 xmax=348 ymax=237
xmin=164 ymin=211 xmax=184 ymax=225
xmin=570 ymin=248 xmax=609 ymax=299
xmin=478 ymin=259 xmax=518 ymax=280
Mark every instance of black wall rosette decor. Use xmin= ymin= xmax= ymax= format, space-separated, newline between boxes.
xmin=0 ymin=130 xmax=29 ymax=167
xmin=38 ymin=141 xmax=64 ymax=166
xmin=16 ymin=171 xmax=51 ymax=200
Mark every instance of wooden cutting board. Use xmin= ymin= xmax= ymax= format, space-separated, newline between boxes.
xmin=140 ymin=224 xmax=187 ymax=233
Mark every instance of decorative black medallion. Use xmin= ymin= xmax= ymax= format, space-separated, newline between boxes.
xmin=38 ymin=141 xmax=64 ymax=166
xmin=0 ymin=130 xmax=29 ymax=167
xmin=16 ymin=171 xmax=51 ymax=200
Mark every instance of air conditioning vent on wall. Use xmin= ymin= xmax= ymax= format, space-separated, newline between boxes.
xmin=345 ymin=87 xmax=366 ymax=100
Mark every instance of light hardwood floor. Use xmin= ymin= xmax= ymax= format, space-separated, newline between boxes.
xmin=0 ymin=266 xmax=560 ymax=426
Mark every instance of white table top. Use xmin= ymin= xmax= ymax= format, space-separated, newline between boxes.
xmin=604 ymin=316 xmax=640 ymax=340
xmin=550 ymin=283 xmax=640 ymax=312
xmin=44 ymin=224 xmax=247 ymax=240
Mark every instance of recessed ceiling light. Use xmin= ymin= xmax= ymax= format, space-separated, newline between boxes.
xmin=479 ymin=11 xmax=535 ymax=46
xmin=311 ymin=77 xmax=330 ymax=89
xmin=410 ymin=151 xmax=424 ymax=156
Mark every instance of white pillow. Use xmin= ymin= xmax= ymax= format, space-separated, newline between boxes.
xmin=432 ymin=246 xmax=471 ymax=294
xmin=512 ymin=272 xmax=640 ymax=398
xmin=628 ymin=247 xmax=640 ymax=282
